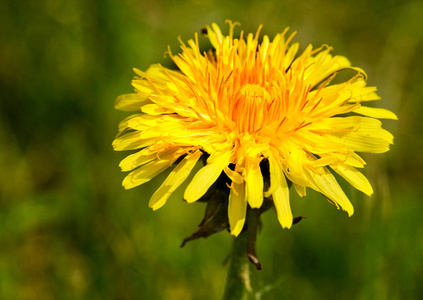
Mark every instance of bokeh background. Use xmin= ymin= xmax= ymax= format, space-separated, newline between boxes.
xmin=1 ymin=0 xmax=422 ymax=299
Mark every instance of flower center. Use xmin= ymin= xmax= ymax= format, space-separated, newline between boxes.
xmin=233 ymin=84 xmax=275 ymax=134
xmin=240 ymin=84 xmax=271 ymax=103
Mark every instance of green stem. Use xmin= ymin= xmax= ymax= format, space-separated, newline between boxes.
xmin=222 ymin=233 xmax=250 ymax=300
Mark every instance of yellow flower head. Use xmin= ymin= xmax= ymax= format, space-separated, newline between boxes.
xmin=113 ymin=21 xmax=396 ymax=237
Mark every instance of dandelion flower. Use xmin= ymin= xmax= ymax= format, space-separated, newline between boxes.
xmin=113 ymin=21 xmax=396 ymax=237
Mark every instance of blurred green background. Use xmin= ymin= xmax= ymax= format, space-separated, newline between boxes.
xmin=1 ymin=0 xmax=422 ymax=299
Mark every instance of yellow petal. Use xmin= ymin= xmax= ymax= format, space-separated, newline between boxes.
xmin=125 ymin=115 xmax=166 ymax=130
xmin=122 ymin=149 xmax=182 ymax=189
xmin=117 ymin=114 xmax=143 ymax=134
xmin=119 ymin=147 xmax=177 ymax=172
xmin=149 ymin=94 xmax=199 ymax=119
xmin=144 ymin=64 xmax=186 ymax=82
xmin=112 ymin=131 xmax=141 ymax=151
xmin=245 ymin=158 xmax=264 ymax=208
xmin=330 ymin=162 xmax=373 ymax=196
xmin=305 ymin=167 xmax=354 ymax=216
xmin=112 ymin=131 xmax=157 ymax=151
xmin=114 ymin=93 xmax=151 ymax=111
xmin=294 ymin=130 xmax=348 ymax=155
xmin=228 ymin=181 xmax=247 ymax=236
xmin=307 ymin=116 xmax=361 ymax=134
xmin=207 ymin=23 xmax=223 ymax=50
xmin=305 ymin=53 xmax=352 ymax=87
xmin=141 ymin=104 xmax=169 ymax=115
xmin=283 ymin=42 xmax=299 ymax=70
xmin=332 ymin=118 xmax=394 ymax=153
xmin=306 ymin=156 xmax=338 ymax=171
xmin=334 ymin=152 xmax=366 ymax=168
xmin=272 ymin=175 xmax=293 ymax=228
xmin=149 ymin=151 xmax=202 ymax=210
xmin=131 ymin=79 xmax=157 ymax=94
xmin=279 ymin=142 xmax=309 ymax=187
xmin=184 ymin=151 xmax=231 ymax=203
xmin=338 ymin=134 xmax=392 ymax=153
xmin=294 ymin=183 xmax=306 ymax=197
xmin=345 ymin=80 xmax=381 ymax=102
xmin=353 ymin=106 xmax=398 ymax=120
xmin=143 ymin=64 xmax=174 ymax=82
xmin=119 ymin=149 xmax=156 ymax=172
xmin=259 ymin=35 xmax=270 ymax=62
xmin=137 ymin=123 xmax=186 ymax=140
xmin=224 ymin=167 xmax=243 ymax=184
